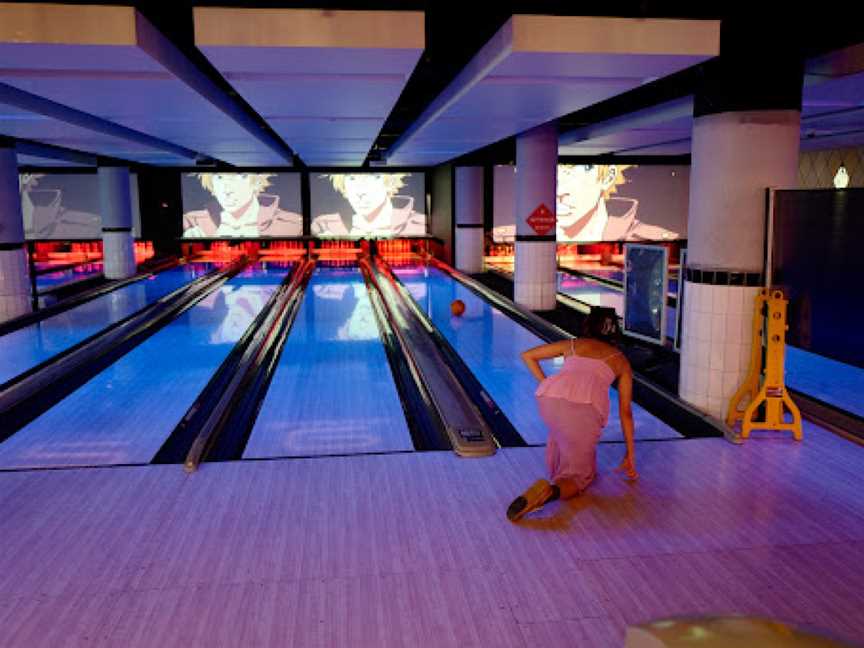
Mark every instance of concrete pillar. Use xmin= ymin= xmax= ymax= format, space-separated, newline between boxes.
xmin=99 ymin=166 xmax=136 ymax=279
xmin=454 ymin=166 xmax=484 ymax=273
xmin=514 ymin=123 xmax=557 ymax=310
xmin=0 ymin=145 xmax=32 ymax=322
xmin=678 ymin=22 xmax=803 ymax=419
xmin=492 ymin=165 xmax=516 ymax=243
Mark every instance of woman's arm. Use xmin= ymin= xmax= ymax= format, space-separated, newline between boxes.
xmin=615 ymin=364 xmax=639 ymax=479
xmin=520 ymin=340 xmax=572 ymax=383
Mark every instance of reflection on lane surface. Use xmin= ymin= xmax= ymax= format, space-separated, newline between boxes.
xmin=557 ymin=273 xmax=623 ymax=312
xmin=36 ymin=262 xmax=103 ymax=293
xmin=0 ymin=263 xmax=213 ymax=386
xmin=394 ymin=265 xmax=682 ymax=444
xmin=786 ymin=347 xmax=864 ymax=419
xmin=0 ymin=263 xmax=290 ymax=469
xmin=244 ymin=266 xmax=413 ymax=459
xmin=557 ymin=273 xmax=677 ymax=341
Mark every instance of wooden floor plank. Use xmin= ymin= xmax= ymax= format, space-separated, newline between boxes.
xmin=1 ymin=425 xmax=863 ymax=646
xmin=518 ymin=618 xmax=624 ymax=648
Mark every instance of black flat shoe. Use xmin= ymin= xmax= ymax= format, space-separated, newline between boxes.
xmin=507 ymin=479 xmax=553 ymax=522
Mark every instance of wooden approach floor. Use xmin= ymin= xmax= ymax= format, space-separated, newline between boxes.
xmin=1 ymin=422 xmax=862 ymax=647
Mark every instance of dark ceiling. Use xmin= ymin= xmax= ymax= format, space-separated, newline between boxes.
xmin=5 ymin=1 xmax=864 ymax=167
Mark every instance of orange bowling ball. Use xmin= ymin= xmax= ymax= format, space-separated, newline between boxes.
xmin=450 ymin=299 xmax=466 ymax=317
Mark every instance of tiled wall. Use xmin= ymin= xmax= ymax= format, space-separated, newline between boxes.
xmin=0 ymin=247 xmax=32 ymax=321
xmin=798 ymin=146 xmax=864 ymax=188
xmin=103 ymin=231 xmax=136 ymax=279
xmin=679 ymin=281 xmax=761 ymax=418
xmin=455 ymin=227 xmax=484 ymax=274
xmin=514 ymin=240 xmax=557 ymax=310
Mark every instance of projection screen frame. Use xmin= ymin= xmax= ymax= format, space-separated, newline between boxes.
xmin=674 ymin=248 xmax=686 ymax=351
xmin=623 ymin=242 xmax=669 ymax=346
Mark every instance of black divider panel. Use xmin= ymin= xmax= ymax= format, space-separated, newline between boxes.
xmin=772 ymin=189 xmax=864 ymax=369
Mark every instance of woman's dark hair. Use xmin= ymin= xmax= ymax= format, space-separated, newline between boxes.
xmin=581 ymin=307 xmax=621 ymax=344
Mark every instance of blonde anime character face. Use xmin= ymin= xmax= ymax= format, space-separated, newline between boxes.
xmin=556 ymin=165 xmax=623 ymax=222
xmin=327 ymin=173 xmax=408 ymax=220
xmin=336 ymin=284 xmax=378 ymax=340
xmin=342 ymin=174 xmax=390 ymax=218
xmin=196 ymin=173 xmax=273 ymax=215
xmin=210 ymin=286 xmax=268 ymax=343
xmin=210 ymin=174 xmax=257 ymax=214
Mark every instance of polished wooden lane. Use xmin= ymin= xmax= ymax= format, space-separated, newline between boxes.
xmin=0 ymin=422 xmax=862 ymax=646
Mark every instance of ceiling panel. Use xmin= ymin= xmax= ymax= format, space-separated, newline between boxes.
xmin=800 ymin=45 xmax=864 ymax=151
xmin=800 ymin=130 xmax=864 ymax=151
xmin=802 ymin=107 xmax=864 ymax=131
xmin=559 ymin=97 xmax=694 ymax=157
xmin=0 ymin=3 xmax=291 ymax=166
xmin=195 ymin=8 xmax=423 ymax=167
xmin=16 ymin=153 xmax=86 ymax=167
xmin=0 ymin=103 xmax=192 ymax=165
xmin=387 ymin=15 xmax=719 ymax=166
xmin=558 ymin=43 xmax=864 ymax=158
xmin=804 ymin=72 xmax=864 ymax=113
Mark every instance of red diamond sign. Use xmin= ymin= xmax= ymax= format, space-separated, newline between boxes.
xmin=526 ymin=203 xmax=555 ymax=236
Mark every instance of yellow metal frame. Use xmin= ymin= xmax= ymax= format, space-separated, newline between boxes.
xmin=726 ymin=289 xmax=803 ymax=441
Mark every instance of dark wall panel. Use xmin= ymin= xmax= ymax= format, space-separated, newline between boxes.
xmin=772 ymin=188 xmax=864 ymax=368
xmin=430 ymin=164 xmax=453 ymax=264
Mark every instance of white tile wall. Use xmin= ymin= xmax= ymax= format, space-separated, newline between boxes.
xmin=708 ymin=369 xmax=724 ymax=398
xmin=0 ymin=293 xmax=30 ymax=321
xmin=708 ymin=397 xmax=724 ymax=416
xmin=455 ymin=228 xmax=484 ymax=273
xmin=0 ymin=248 xmax=30 ymax=295
xmin=103 ymin=231 xmax=136 ymax=280
xmin=0 ymin=248 xmax=32 ymax=322
xmin=514 ymin=240 xmax=556 ymax=310
xmin=680 ymin=282 xmax=763 ymax=419
xmin=725 ymin=313 xmax=742 ymax=344
xmin=711 ymin=287 xmax=728 ymax=314
xmin=723 ymin=342 xmax=740 ymax=374
xmin=728 ymin=286 xmax=745 ymax=314
xmin=722 ymin=369 xmax=742 ymax=397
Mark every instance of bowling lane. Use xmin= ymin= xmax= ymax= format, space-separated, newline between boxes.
xmin=244 ymin=266 xmax=414 ymax=459
xmin=579 ymin=267 xmax=624 ymax=283
xmin=487 ymin=260 xmax=676 ymax=340
xmin=557 ymin=272 xmax=624 ymax=312
xmin=0 ymin=263 xmax=213 ymax=387
xmin=0 ymin=263 xmax=290 ymax=469
xmin=394 ymin=265 xmax=682 ymax=444
xmin=557 ymin=272 xmax=677 ymax=341
xmin=786 ymin=346 xmax=864 ymax=419
xmin=36 ymin=261 xmax=104 ymax=294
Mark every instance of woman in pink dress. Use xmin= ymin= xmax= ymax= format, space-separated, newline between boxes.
xmin=508 ymin=308 xmax=638 ymax=522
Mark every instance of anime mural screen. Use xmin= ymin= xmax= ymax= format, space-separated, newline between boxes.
xmin=556 ymin=164 xmax=687 ymax=242
xmin=492 ymin=164 xmax=689 ymax=243
xmin=310 ymin=172 xmax=427 ymax=238
xmin=20 ymin=173 xmax=141 ymax=240
xmin=181 ymin=172 xmax=302 ymax=239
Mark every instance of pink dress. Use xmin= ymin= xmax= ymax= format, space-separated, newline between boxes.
xmin=535 ymin=340 xmax=618 ymax=490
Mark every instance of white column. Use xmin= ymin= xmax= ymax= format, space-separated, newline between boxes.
xmin=99 ymin=166 xmax=136 ymax=279
xmin=454 ymin=166 xmax=484 ymax=273
xmin=679 ymin=110 xmax=800 ymax=418
xmin=0 ymin=145 xmax=32 ymax=322
xmin=514 ymin=123 xmax=557 ymax=310
xmin=492 ymin=165 xmax=516 ymax=242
